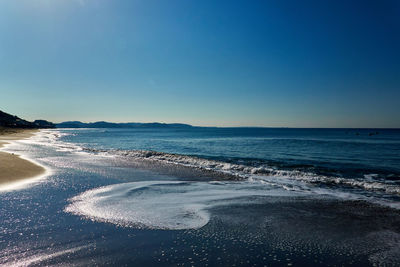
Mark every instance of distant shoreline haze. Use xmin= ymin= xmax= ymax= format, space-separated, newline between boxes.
xmin=1 ymin=108 xmax=398 ymax=130
xmin=56 ymin=121 xmax=193 ymax=129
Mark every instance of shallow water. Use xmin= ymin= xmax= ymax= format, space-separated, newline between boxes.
xmin=0 ymin=128 xmax=399 ymax=266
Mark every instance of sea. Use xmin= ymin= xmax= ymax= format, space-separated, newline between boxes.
xmin=1 ymin=127 xmax=400 ymax=266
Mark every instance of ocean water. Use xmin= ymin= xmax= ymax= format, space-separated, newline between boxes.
xmin=1 ymin=128 xmax=400 ymax=266
xmin=61 ymin=128 xmax=400 ymax=204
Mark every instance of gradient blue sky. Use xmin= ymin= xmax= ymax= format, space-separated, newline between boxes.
xmin=1 ymin=0 xmax=399 ymax=127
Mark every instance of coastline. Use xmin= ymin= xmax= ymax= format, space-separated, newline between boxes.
xmin=0 ymin=127 xmax=399 ymax=266
xmin=0 ymin=128 xmax=46 ymax=188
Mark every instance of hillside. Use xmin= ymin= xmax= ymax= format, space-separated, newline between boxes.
xmin=57 ymin=121 xmax=193 ymax=129
xmin=0 ymin=110 xmax=55 ymax=128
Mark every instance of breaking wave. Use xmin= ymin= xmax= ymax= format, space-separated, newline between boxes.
xmin=31 ymin=130 xmax=400 ymax=203
xmin=101 ymin=149 xmax=400 ymax=196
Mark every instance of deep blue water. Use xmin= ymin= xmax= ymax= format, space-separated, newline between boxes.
xmin=1 ymin=127 xmax=400 ymax=266
xmin=61 ymin=128 xmax=400 ymax=176
xmin=60 ymin=128 xmax=400 ymax=201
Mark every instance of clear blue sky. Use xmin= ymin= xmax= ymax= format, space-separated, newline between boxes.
xmin=1 ymin=0 xmax=399 ymax=127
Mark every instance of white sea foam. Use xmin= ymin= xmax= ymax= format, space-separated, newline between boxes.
xmin=28 ymin=130 xmax=400 ymax=203
xmin=65 ymin=178 xmax=400 ymax=230
xmin=0 ymin=175 xmax=47 ymax=192
xmin=65 ymin=180 xmax=301 ymax=230
xmin=104 ymin=149 xmax=400 ymax=196
xmin=1 ymin=244 xmax=92 ymax=267
xmin=19 ymin=129 xmax=84 ymax=153
xmin=28 ymin=130 xmax=400 ymax=196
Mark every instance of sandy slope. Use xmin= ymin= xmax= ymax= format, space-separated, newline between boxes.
xmin=0 ymin=128 xmax=45 ymax=185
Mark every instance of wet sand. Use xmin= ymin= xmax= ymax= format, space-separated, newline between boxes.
xmin=0 ymin=128 xmax=45 ymax=185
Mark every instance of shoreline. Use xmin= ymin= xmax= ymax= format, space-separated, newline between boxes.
xmin=0 ymin=128 xmax=46 ymax=190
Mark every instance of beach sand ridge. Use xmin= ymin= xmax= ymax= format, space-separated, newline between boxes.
xmin=0 ymin=128 xmax=45 ymax=186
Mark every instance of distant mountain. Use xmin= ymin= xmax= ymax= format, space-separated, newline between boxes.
xmin=56 ymin=121 xmax=193 ymax=129
xmin=0 ymin=110 xmax=55 ymax=128
xmin=33 ymin=120 xmax=56 ymax=128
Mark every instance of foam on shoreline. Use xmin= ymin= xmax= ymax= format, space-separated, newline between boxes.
xmin=65 ymin=180 xmax=302 ymax=230
xmin=22 ymin=129 xmax=400 ymax=207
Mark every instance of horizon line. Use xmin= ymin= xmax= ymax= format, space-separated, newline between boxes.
xmin=53 ymin=120 xmax=400 ymax=129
